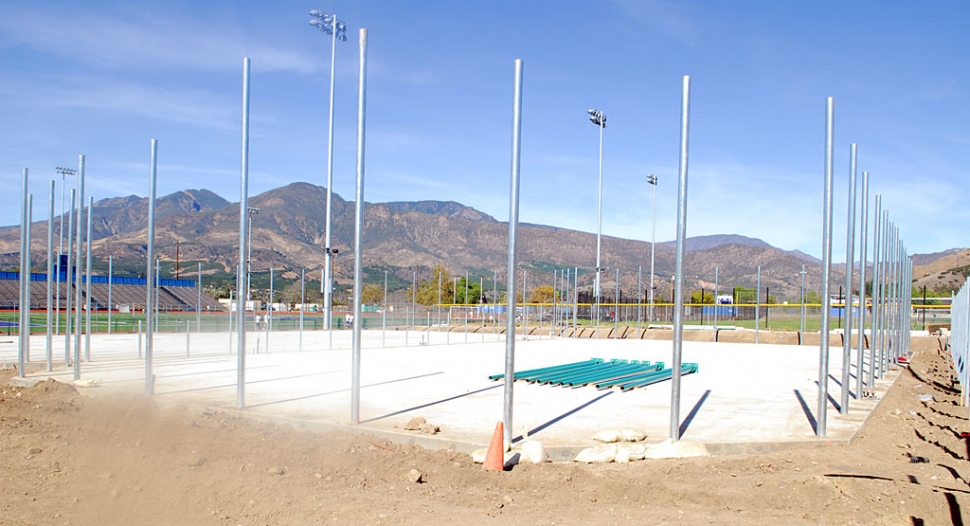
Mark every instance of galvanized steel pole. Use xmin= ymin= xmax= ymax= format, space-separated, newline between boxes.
xmin=64 ymin=190 xmax=74 ymax=366
xmin=18 ymin=169 xmax=30 ymax=377
xmin=856 ymin=171 xmax=869 ymax=396
xmin=46 ymin=179 xmax=54 ymax=371
xmin=755 ymin=266 xmax=761 ymax=344
xmin=236 ymin=58 xmax=251 ymax=408
xmin=870 ymin=196 xmax=882 ymax=383
xmin=670 ymin=75 xmax=690 ymax=442
xmin=300 ymin=269 xmax=306 ymax=351
xmin=714 ymin=266 xmax=719 ymax=330
xmin=800 ymin=265 xmax=806 ymax=336
xmin=108 ymin=256 xmax=114 ymax=334
xmin=84 ymin=196 xmax=93 ymax=362
xmin=841 ymin=144 xmax=857 ymax=413
xmin=504 ymin=58 xmax=524 ymax=448
xmin=350 ymin=28 xmax=368 ymax=424
xmin=74 ymin=156 xmax=85 ymax=374
xmin=647 ymin=174 xmax=658 ymax=323
xmin=817 ymin=97 xmax=835 ymax=437
xmin=145 ymin=140 xmax=158 ymax=395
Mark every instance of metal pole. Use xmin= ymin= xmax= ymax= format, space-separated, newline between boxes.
xmin=522 ymin=270 xmax=529 ymax=339
xmin=300 ymin=268 xmax=305 ymax=352
xmin=637 ymin=266 xmax=642 ymax=333
xmin=266 ymin=267 xmax=273 ymax=352
xmin=817 ymin=97 xmax=835 ymax=437
xmin=318 ymin=12 xmax=344 ymax=338
xmin=411 ymin=269 xmax=416 ymax=345
xmin=504 ymin=58 xmax=524 ymax=448
xmin=573 ymin=266 xmax=578 ymax=337
xmin=755 ymin=266 xmax=761 ymax=344
xmin=155 ymin=259 xmax=160 ymax=333
xmin=74 ymin=156 xmax=85 ymax=376
xmin=800 ymin=265 xmax=806 ymax=336
xmin=236 ymin=57 xmax=251 ymax=408
xmin=145 ymin=140 xmax=158 ymax=395
xmin=383 ymin=270 xmax=387 ymax=347
xmin=841 ymin=144 xmax=858 ymax=413
xmin=493 ymin=269 xmax=498 ymax=341
xmin=649 ymin=174 xmax=657 ymax=321
xmin=614 ymin=268 xmax=619 ymax=339
xmin=186 ymin=320 xmax=191 ymax=357
xmin=55 ymin=167 xmax=71 ymax=337
xmin=84 ymin=197 xmax=93 ymax=361
xmin=108 ymin=256 xmax=113 ymax=334
xmin=137 ymin=320 xmax=142 ymax=359
xmin=18 ymin=169 xmax=29 ymax=377
xmin=480 ymin=275 xmax=485 ymax=342
xmin=46 ymin=179 xmax=54 ymax=371
xmin=464 ymin=271 xmax=469 ymax=343
xmin=595 ymin=116 xmax=604 ymax=308
xmin=670 ymin=75 xmax=690 ymax=442
xmin=714 ymin=266 xmax=719 ymax=330
xmin=870 ymin=196 xmax=882 ymax=384
xmin=350 ymin=27 xmax=368 ymax=424
xmin=856 ymin=171 xmax=869 ymax=396
xmin=197 ymin=262 xmax=202 ymax=333
xmin=64 ymin=189 xmax=74 ymax=366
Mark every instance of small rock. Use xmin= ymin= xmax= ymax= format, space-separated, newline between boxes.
xmin=418 ymin=423 xmax=440 ymax=435
xmin=27 ymin=447 xmax=42 ymax=455
xmin=266 ymin=467 xmax=285 ymax=476
xmin=404 ymin=417 xmax=426 ymax=431
xmin=471 ymin=448 xmax=488 ymax=464
xmin=502 ymin=495 xmax=514 ymax=505
xmin=314 ymin=473 xmax=323 ymax=479
xmin=407 ymin=469 xmax=423 ymax=483
xmin=186 ymin=455 xmax=206 ymax=468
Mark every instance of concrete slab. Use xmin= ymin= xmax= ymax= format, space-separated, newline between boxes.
xmin=2 ymin=328 xmax=902 ymax=458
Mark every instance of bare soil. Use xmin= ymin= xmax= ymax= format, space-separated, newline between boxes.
xmin=1 ymin=347 xmax=968 ymax=525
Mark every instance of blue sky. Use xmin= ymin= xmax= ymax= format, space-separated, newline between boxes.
xmin=1 ymin=0 xmax=967 ymax=260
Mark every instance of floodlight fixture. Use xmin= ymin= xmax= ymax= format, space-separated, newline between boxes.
xmin=588 ymin=108 xmax=606 ymax=127
xmin=309 ymin=10 xmax=347 ymax=41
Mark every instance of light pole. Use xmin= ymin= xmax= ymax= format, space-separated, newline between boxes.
xmin=54 ymin=166 xmax=75 ymax=335
xmin=588 ymin=108 xmax=606 ymax=307
xmin=247 ymin=207 xmax=259 ymax=305
xmin=309 ymin=9 xmax=348 ymax=336
xmin=647 ymin=174 xmax=657 ymax=321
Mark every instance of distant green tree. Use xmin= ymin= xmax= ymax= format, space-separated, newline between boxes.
xmin=454 ymin=276 xmax=484 ymax=304
xmin=690 ymin=290 xmax=714 ymax=304
xmin=415 ymin=265 xmax=453 ymax=305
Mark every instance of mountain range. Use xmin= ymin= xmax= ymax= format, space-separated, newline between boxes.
xmin=0 ymin=182 xmax=963 ymax=299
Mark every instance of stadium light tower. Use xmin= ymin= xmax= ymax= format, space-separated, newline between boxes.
xmin=54 ymin=166 xmax=76 ymax=334
xmin=646 ymin=174 xmax=657 ymax=319
xmin=588 ymin=108 xmax=606 ymax=306
xmin=309 ymin=9 xmax=348 ymax=334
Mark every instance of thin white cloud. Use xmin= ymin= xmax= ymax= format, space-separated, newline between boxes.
xmin=43 ymin=78 xmax=238 ymax=132
xmin=0 ymin=6 xmax=317 ymax=74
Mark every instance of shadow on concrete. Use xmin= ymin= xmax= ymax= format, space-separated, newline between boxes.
xmin=512 ymin=391 xmax=614 ymax=443
xmin=828 ymin=374 xmax=856 ymax=400
xmin=244 ymin=371 xmax=445 ymax=408
xmin=359 ymin=383 xmax=503 ymax=424
xmin=793 ymin=389 xmax=817 ymax=434
xmin=679 ymin=389 xmax=712 ymax=438
xmin=156 ymin=369 xmax=347 ymax=396
xmin=814 ymin=380 xmax=842 ymax=413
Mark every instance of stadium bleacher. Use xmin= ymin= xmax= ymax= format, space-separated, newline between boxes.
xmin=0 ymin=271 xmax=226 ymax=312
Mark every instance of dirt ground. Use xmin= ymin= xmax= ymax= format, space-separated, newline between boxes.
xmin=1 ymin=347 xmax=968 ymax=526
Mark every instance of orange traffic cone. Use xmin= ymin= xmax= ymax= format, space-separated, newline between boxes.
xmin=483 ymin=421 xmax=505 ymax=471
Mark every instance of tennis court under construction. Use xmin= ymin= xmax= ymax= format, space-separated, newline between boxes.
xmin=2 ymin=328 xmax=906 ymax=459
